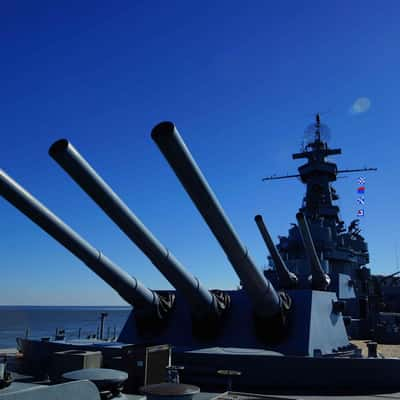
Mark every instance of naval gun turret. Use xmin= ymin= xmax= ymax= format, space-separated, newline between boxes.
xmin=147 ymin=121 xmax=350 ymax=353
xmin=48 ymin=140 xmax=229 ymax=336
xmin=151 ymin=122 xmax=291 ymax=331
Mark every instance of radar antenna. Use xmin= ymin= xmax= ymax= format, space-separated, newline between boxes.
xmin=262 ymin=114 xmax=377 ymax=181
xmin=303 ymin=113 xmax=331 ymax=147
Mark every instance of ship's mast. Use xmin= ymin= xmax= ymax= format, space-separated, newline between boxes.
xmin=291 ymin=114 xmax=341 ymax=229
xmin=262 ymin=115 xmax=375 ymax=287
xmin=263 ymin=114 xmax=377 ymax=235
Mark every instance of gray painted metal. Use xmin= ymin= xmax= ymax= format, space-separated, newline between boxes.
xmin=254 ymin=215 xmax=298 ymax=288
xmin=139 ymin=382 xmax=200 ymax=400
xmin=296 ymin=212 xmax=331 ymax=290
xmin=62 ymin=368 xmax=128 ymax=383
xmin=0 ymin=169 xmax=158 ymax=312
xmin=0 ymin=381 xmax=101 ymax=400
xmin=49 ymin=140 xmax=217 ymax=317
xmin=338 ymin=274 xmax=356 ymax=299
xmin=118 ymin=289 xmax=349 ymax=355
xmin=63 ymin=368 xmax=128 ymax=393
xmin=151 ymin=122 xmax=281 ymax=318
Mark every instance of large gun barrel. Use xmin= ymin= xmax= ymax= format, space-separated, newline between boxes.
xmin=151 ymin=122 xmax=285 ymax=319
xmin=254 ymin=215 xmax=298 ymax=289
xmin=0 ymin=169 xmax=159 ymax=314
xmin=49 ymin=140 xmax=224 ymax=319
xmin=296 ymin=212 xmax=331 ymax=290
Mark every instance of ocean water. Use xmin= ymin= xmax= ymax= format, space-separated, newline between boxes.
xmin=0 ymin=306 xmax=131 ymax=349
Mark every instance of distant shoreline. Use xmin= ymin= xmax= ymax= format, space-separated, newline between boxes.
xmin=0 ymin=307 xmax=131 ymax=348
xmin=0 ymin=305 xmax=131 ymax=310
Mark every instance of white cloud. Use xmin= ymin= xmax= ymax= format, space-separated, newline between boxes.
xmin=350 ymin=97 xmax=371 ymax=114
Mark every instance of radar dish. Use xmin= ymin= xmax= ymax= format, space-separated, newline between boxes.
xmin=303 ymin=121 xmax=331 ymax=144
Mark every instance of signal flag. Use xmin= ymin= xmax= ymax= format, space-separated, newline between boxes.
xmin=357 ymin=186 xmax=365 ymax=194
xmin=357 ymin=196 xmax=365 ymax=205
xmin=357 ymin=177 xmax=366 ymax=185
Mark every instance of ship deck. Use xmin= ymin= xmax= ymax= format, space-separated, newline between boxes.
xmin=2 ymin=347 xmax=400 ymax=400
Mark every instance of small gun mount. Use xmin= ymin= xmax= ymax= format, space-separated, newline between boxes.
xmin=255 ymin=215 xmax=298 ymax=289
xmin=296 ymin=212 xmax=331 ymax=290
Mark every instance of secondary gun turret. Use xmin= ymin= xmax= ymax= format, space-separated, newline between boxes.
xmin=151 ymin=122 xmax=291 ymax=332
xmin=0 ymin=169 xmax=164 ymax=319
xmin=49 ymin=140 xmax=228 ymax=324
xmin=296 ymin=212 xmax=331 ymax=290
xmin=255 ymin=215 xmax=298 ymax=289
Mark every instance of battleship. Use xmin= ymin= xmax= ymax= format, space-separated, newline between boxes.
xmin=2 ymin=118 xmax=400 ymax=398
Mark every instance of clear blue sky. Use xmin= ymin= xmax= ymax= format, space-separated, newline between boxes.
xmin=1 ymin=1 xmax=399 ymax=305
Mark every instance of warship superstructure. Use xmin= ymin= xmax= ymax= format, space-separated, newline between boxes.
xmin=3 ymin=118 xmax=400 ymax=396
xmin=262 ymin=115 xmax=400 ymax=342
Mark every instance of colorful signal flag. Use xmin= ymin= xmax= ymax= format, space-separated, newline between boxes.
xmin=357 ymin=196 xmax=365 ymax=205
xmin=357 ymin=186 xmax=365 ymax=194
xmin=357 ymin=209 xmax=365 ymax=217
xmin=357 ymin=177 xmax=366 ymax=185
